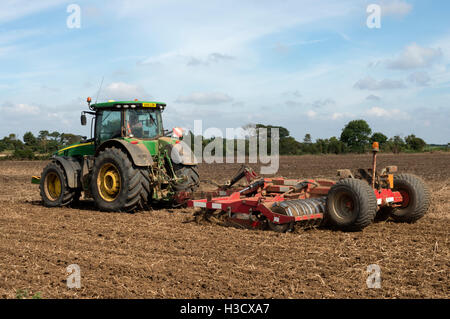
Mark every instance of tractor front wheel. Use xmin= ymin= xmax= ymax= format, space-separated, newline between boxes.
xmin=40 ymin=162 xmax=79 ymax=207
xmin=91 ymin=147 xmax=149 ymax=212
xmin=326 ymin=178 xmax=377 ymax=231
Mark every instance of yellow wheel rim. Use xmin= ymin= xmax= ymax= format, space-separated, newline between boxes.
xmin=45 ymin=172 xmax=62 ymax=201
xmin=97 ymin=163 xmax=121 ymax=202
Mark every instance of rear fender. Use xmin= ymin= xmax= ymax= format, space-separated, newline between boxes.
xmin=52 ymin=156 xmax=82 ymax=188
xmin=96 ymin=139 xmax=153 ymax=167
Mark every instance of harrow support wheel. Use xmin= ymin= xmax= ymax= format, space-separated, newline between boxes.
xmin=267 ymin=217 xmax=293 ymax=233
xmin=326 ymin=178 xmax=377 ymax=231
xmin=40 ymin=162 xmax=78 ymax=207
xmin=385 ymin=173 xmax=430 ymax=223
xmin=91 ymin=147 xmax=149 ymax=212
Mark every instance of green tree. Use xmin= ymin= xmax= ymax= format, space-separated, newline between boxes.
xmin=315 ymin=138 xmax=329 ymax=154
xmin=49 ymin=131 xmax=60 ymax=141
xmin=38 ymin=130 xmax=49 ymax=153
xmin=370 ymin=132 xmax=388 ymax=148
xmin=280 ymin=137 xmax=301 ymax=155
xmin=23 ymin=132 xmax=38 ymax=150
xmin=386 ymin=136 xmax=406 ymax=154
xmin=303 ymin=134 xmax=312 ymax=144
xmin=405 ymin=134 xmax=426 ymax=152
xmin=328 ymin=136 xmax=346 ymax=154
xmin=255 ymin=124 xmax=290 ymax=139
xmin=340 ymin=120 xmax=372 ymax=153
xmin=255 ymin=124 xmax=292 ymax=154
xmin=13 ymin=148 xmax=34 ymax=160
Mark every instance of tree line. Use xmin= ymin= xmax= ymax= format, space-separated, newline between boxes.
xmin=186 ymin=120 xmax=441 ymax=156
xmin=0 ymin=119 xmax=446 ymax=160
xmin=0 ymin=131 xmax=82 ymax=159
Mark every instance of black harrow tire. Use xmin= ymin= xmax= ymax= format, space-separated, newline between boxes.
xmin=387 ymin=173 xmax=431 ymax=223
xmin=40 ymin=162 xmax=78 ymax=207
xmin=267 ymin=207 xmax=293 ymax=233
xmin=326 ymin=178 xmax=377 ymax=231
xmin=91 ymin=147 xmax=149 ymax=212
xmin=172 ymin=164 xmax=200 ymax=193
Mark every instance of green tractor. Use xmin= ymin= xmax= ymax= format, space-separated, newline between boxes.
xmin=32 ymin=98 xmax=199 ymax=212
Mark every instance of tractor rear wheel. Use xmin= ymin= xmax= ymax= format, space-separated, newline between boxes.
xmin=91 ymin=147 xmax=149 ymax=212
xmin=386 ymin=174 xmax=430 ymax=223
xmin=326 ymin=178 xmax=377 ymax=231
xmin=40 ymin=162 xmax=78 ymax=207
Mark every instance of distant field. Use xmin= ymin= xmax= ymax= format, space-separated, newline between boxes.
xmin=0 ymin=153 xmax=448 ymax=298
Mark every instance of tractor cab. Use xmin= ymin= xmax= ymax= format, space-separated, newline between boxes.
xmin=82 ymin=99 xmax=166 ymax=145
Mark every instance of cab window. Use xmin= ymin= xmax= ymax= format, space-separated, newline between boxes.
xmin=125 ymin=109 xmax=161 ymax=139
xmin=96 ymin=110 xmax=122 ymax=144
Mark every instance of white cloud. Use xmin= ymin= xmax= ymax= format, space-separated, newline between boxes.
xmin=331 ymin=112 xmax=345 ymax=120
xmin=386 ymin=43 xmax=442 ymax=70
xmin=124 ymin=0 xmax=355 ymax=70
xmin=366 ymin=94 xmax=381 ymax=101
xmin=175 ymin=92 xmax=233 ymax=105
xmin=311 ymin=98 xmax=335 ymax=108
xmin=187 ymin=53 xmax=236 ymax=66
xmin=306 ymin=110 xmax=317 ymax=118
xmin=282 ymin=90 xmax=302 ymax=98
xmin=0 ymin=102 xmax=40 ymax=115
xmin=100 ymin=82 xmax=153 ymax=101
xmin=408 ymin=71 xmax=431 ymax=86
xmin=365 ymin=106 xmax=410 ymax=119
xmin=285 ymin=100 xmax=302 ymax=107
xmin=380 ymin=0 xmax=413 ymax=17
xmin=354 ymin=76 xmax=405 ymax=90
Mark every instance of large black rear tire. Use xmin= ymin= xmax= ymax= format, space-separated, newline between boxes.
xmin=326 ymin=178 xmax=377 ymax=231
xmin=387 ymin=174 xmax=430 ymax=223
xmin=91 ymin=147 xmax=149 ymax=212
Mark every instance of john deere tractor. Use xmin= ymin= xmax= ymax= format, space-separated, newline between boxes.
xmin=32 ymin=98 xmax=199 ymax=212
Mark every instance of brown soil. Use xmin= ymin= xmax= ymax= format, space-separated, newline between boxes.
xmin=0 ymin=153 xmax=448 ymax=299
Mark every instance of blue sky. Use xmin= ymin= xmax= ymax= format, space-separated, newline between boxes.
xmin=1 ymin=0 xmax=449 ymax=143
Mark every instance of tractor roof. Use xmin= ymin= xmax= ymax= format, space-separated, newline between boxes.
xmin=91 ymin=100 xmax=166 ymax=109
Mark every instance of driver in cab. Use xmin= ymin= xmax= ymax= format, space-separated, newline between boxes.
xmin=127 ymin=112 xmax=143 ymax=138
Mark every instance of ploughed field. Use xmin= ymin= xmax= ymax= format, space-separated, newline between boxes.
xmin=0 ymin=153 xmax=448 ymax=299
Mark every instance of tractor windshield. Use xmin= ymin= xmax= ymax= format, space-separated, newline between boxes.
xmin=125 ymin=108 xmax=162 ymax=139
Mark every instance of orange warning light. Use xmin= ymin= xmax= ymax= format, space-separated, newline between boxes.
xmin=372 ymin=142 xmax=379 ymax=151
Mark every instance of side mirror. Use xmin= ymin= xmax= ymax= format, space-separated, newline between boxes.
xmin=81 ymin=114 xmax=87 ymax=126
